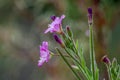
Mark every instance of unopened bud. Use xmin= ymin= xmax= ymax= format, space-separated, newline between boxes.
xmin=51 ymin=15 xmax=56 ymax=21
xmin=71 ymin=65 xmax=79 ymax=70
xmin=66 ymin=26 xmax=73 ymax=38
xmin=101 ymin=55 xmax=111 ymax=65
xmin=87 ymin=8 xmax=93 ymax=26
xmin=53 ymin=34 xmax=65 ymax=48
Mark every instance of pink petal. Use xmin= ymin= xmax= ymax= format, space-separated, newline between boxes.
xmin=61 ymin=15 xmax=65 ymax=19
xmin=38 ymin=58 xmax=46 ymax=67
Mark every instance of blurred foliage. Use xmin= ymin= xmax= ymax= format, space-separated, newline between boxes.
xmin=0 ymin=0 xmax=120 ymax=80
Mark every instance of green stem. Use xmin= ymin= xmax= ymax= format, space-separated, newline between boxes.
xmin=62 ymin=32 xmax=81 ymax=63
xmin=64 ymin=48 xmax=81 ymax=66
xmin=61 ymin=29 xmax=91 ymax=80
xmin=64 ymin=48 xmax=90 ymax=80
xmin=56 ymin=48 xmax=81 ymax=80
xmin=89 ymin=25 xmax=95 ymax=80
xmin=116 ymin=66 xmax=120 ymax=80
xmin=107 ymin=65 xmax=112 ymax=80
xmin=71 ymin=39 xmax=81 ymax=59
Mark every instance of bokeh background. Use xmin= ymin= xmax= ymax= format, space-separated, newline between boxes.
xmin=0 ymin=0 xmax=120 ymax=80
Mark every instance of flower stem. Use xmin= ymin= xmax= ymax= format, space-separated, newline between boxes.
xmin=56 ymin=48 xmax=81 ymax=80
xmin=89 ymin=25 xmax=95 ymax=80
xmin=64 ymin=48 xmax=90 ymax=80
xmin=107 ymin=65 xmax=112 ymax=80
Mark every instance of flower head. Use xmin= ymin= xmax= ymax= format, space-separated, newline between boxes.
xmin=44 ymin=15 xmax=65 ymax=34
xmin=38 ymin=41 xmax=50 ymax=67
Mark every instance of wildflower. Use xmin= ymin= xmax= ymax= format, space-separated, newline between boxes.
xmin=38 ymin=41 xmax=50 ymax=67
xmin=44 ymin=15 xmax=65 ymax=34
xmin=88 ymin=8 xmax=93 ymax=25
xmin=53 ymin=34 xmax=65 ymax=48
xmin=101 ymin=55 xmax=111 ymax=65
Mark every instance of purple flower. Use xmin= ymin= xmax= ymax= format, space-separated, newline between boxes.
xmin=88 ymin=8 xmax=92 ymax=25
xmin=38 ymin=41 xmax=50 ymax=67
xmin=44 ymin=15 xmax=65 ymax=34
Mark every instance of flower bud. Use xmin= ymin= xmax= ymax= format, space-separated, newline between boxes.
xmin=101 ymin=55 xmax=111 ymax=65
xmin=88 ymin=8 xmax=93 ymax=26
xmin=50 ymin=15 xmax=56 ymax=21
xmin=66 ymin=26 xmax=73 ymax=38
xmin=71 ymin=65 xmax=79 ymax=70
xmin=53 ymin=34 xmax=65 ymax=48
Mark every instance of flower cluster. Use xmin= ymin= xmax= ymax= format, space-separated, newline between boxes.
xmin=38 ymin=8 xmax=120 ymax=80
xmin=38 ymin=15 xmax=65 ymax=66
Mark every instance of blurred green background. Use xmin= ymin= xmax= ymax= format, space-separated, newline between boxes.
xmin=0 ymin=0 xmax=120 ymax=80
